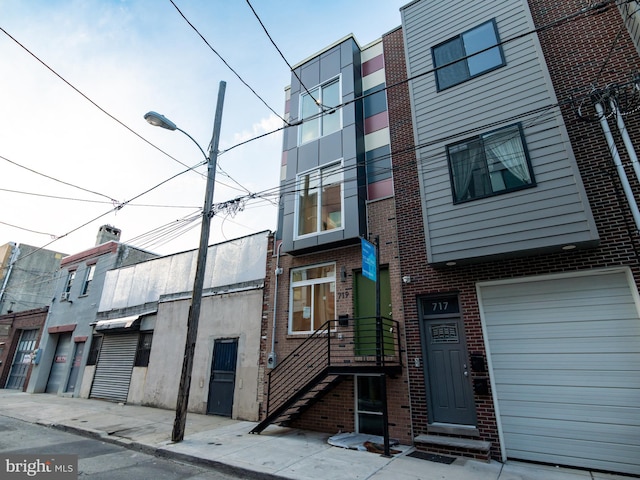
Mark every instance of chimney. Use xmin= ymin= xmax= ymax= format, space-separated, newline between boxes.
xmin=96 ymin=225 xmax=121 ymax=246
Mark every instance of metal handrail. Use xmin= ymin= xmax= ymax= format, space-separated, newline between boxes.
xmin=265 ymin=316 xmax=401 ymax=417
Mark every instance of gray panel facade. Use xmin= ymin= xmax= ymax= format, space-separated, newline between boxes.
xmin=281 ymin=36 xmax=366 ymax=254
xmin=402 ymin=0 xmax=599 ymax=265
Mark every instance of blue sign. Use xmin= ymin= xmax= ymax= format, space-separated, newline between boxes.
xmin=361 ymin=238 xmax=377 ymax=282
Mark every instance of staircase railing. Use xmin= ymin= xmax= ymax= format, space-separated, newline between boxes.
xmin=265 ymin=316 xmax=401 ymax=418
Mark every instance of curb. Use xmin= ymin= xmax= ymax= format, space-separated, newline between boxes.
xmin=47 ymin=421 xmax=284 ymax=480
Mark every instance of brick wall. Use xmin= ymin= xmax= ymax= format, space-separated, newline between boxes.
xmin=0 ymin=307 xmax=47 ymax=390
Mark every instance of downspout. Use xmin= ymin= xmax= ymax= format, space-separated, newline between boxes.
xmin=0 ymin=243 xmax=20 ymax=312
xmin=610 ymin=97 xmax=640 ymax=183
xmin=267 ymin=240 xmax=283 ymax=369
xmin=594 ymin=99 xmax=640 ymax=232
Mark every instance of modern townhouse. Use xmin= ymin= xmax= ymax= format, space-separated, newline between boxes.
xmin=257 ymin=0 xmax=640 ymax=476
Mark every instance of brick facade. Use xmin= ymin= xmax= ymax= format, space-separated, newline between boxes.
xmin=386 ymin=1 xmax=640 ymax=462
xmin=0 ymin=307 xmax=47 ymax=390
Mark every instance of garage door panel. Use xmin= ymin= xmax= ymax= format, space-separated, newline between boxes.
xmin=489 ymin=336 xmax=640 ymax=354
xmin=486 ymin=319 xmax=639 ymax=338
xmin=499 ymin=401 xmax=640 ymax=426
xmin=502 ymin=414 xmax=640 ymax=444
xmin=496 ymin=384 xmax=638 ymax=406
xmin=479 ymin=271 xmax=640 ymax=476
xmin=494 ymin=370 xmax=634 ymax=388
xmin=506 ymin=434 xmax=640 ymax=473
xmin=491 ymin=352 xmax=640 ymax=371
xmin=484 ymin=304 xmax=637 ymax=325
xmin=481 ymin=273 xmax=629 ymax=302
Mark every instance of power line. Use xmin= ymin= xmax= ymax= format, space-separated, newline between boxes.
xmin=168 ymin=0 xmax=289 ymax=126
xmin=0 ymin=186 xmax=199 ymax=208
xmin=244 ymin=0 xmax=323 ymax=108
xmin=0 ymin=27 xmax=200 ymax=174
xmin=0 ymin=154 xmax=118 ymax=203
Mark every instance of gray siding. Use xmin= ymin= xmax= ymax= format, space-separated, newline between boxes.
xmin=402 ymin=0 xmax=598 ymax=265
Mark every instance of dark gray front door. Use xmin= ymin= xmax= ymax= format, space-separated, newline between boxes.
xmin=46 ymin=333 xmax=72 ymax=394
xmin=5 ymin=329 xmax=38 ymax=390
xmin=419 ymin=295 xmax=476 ymax=426
xmin=207 ymin=338 xmax=238 ymax=417
xmin=65 ymin=341 xmax=85 ymax=393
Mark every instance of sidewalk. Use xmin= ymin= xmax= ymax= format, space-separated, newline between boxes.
xmin=0 ymin=391 xmax=628 ymax=480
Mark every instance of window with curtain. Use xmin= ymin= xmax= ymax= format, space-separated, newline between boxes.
xmin=432 ymin=19 xmax=505 ymax=90
xmin=289 ymin=263 xmax=336 ymax=334
xmin=447 ymin=123 xmax=534 ymax=203
xmin=296 ymin=162 xmax=343 ymax=237
xmin=299 ymin=77 xmax=341 ymax=144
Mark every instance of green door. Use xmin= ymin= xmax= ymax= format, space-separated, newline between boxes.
xmin=354 ymin=269 xmax=394 ymax=356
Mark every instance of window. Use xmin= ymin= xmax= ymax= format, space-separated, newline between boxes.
xmin=356 ymin=375 xmax=384 ymax=436
xmin=81 ymin=264 xmax=96 ymax=296
xmin=135 ymin=332 xmax=153 ymax=367
xmin=61 ymin=270 xmax=76 ymax=300
xmin=86 ymin=335 xmax=102 ymax=366
xmin=448 ymin=123 xmax=534 ymax=203
xmin=299 ymin=78 xmax=341 ymax=144
xmin=432 ymin=19 xmax=504 ymax=90
xmin=296 ymin=163 xmax=343 ymax=237
xmin=289 ymin=264 xmax=336 ymax=334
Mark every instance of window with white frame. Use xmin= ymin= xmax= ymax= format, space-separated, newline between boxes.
xmin=299 ymin=77 xmax=341 ymax=144
xmin=289 ymin=263 xmax=336 ymax=334
xmin=296 ymin=162 xmax=343 ymax=237
xmin=447 ymin=123 xmax=535 ymax=203
xmin=432 ymin=19 xmax=505 ymax=90
xmin=81 ymin=264 xmax=96 ymax=296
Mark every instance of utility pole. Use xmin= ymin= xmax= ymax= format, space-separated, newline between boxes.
xmin=172 ymin=81 xmax=226 ymax=442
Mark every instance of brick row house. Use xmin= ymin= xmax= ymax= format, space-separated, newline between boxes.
xmin=257 ymin=0 xmax=640 ymax=476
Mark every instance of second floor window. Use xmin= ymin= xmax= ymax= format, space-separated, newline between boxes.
xmin=299 ymin=78 xmax=341 ymax=144
xmin=447 ymin=123 xmax=534 ymax=203
xmin=432 ymin=19 xmax=505 ymax=90
xmin=81 ymin=264 xmax=96 ymax=296
xmin=62 ymin=270 xmax=76 ymax=300
xmin=289 ymin=263 xmax=336 ymax=334
xmin=296 ymin=163 xmax=343 ymax=237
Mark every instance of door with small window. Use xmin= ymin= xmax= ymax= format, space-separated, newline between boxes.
xmin=207 ymin=338 xmax=238 ymax=417
xmin=419 ymin=295 xmax=476 ymax=426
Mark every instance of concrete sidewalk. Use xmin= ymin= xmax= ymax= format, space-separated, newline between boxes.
xmin=0 ymin=391 xmax=628 ymax=480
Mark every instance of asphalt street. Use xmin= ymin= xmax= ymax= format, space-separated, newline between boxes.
xmin=0 ymin=415 xmax=244 ymax=479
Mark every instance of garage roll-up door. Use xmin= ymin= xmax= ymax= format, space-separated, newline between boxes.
xmin=479 ymin=269 xmax=640 ymax=476
xmin=90 ymin=333 xmax=138 ymax=402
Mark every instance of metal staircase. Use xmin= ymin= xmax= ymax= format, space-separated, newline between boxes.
xmin=250 ymin=316 xmax=402 ymax=434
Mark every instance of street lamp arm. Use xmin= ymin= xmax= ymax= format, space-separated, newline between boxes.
xmin=175 ymin=126 xmax=209 ymax=163
xmin=144 ymin=111 xmax=210 ymax=162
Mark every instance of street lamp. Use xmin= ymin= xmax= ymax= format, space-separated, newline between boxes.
xmin=145 ymin=80 xmax=226 ymax=443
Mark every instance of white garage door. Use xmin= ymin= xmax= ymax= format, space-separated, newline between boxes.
xmin=479 ymin=269 xmax=640 ymax=476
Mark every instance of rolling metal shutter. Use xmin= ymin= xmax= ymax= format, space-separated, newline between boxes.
xmin=89 ymin=333 xmax=138 ymax=402
xmin=479 ymin=270 xmax=640 ymax=476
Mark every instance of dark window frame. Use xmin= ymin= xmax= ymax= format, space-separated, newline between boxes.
xmin=446 ymin=122 xmax=536 ymax=204
xmin=86 ymin=335 xmax=102 ymax=366
xmin=432 ymin=18 xmax=505 ymax=91
xmin=135 ymin=331 xmax=153 ymax=367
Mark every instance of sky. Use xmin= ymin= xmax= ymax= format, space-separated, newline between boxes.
xmin=0 ymin=0 xmax=407 ymax=257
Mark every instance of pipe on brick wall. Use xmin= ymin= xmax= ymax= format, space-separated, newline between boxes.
xmin=610 ymin=97 xmax=640 ymax=184
xmin=595 ymin=100 xmax=640 ymax=232
xmin=268 ymin=240 xmax=283 ymax=369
